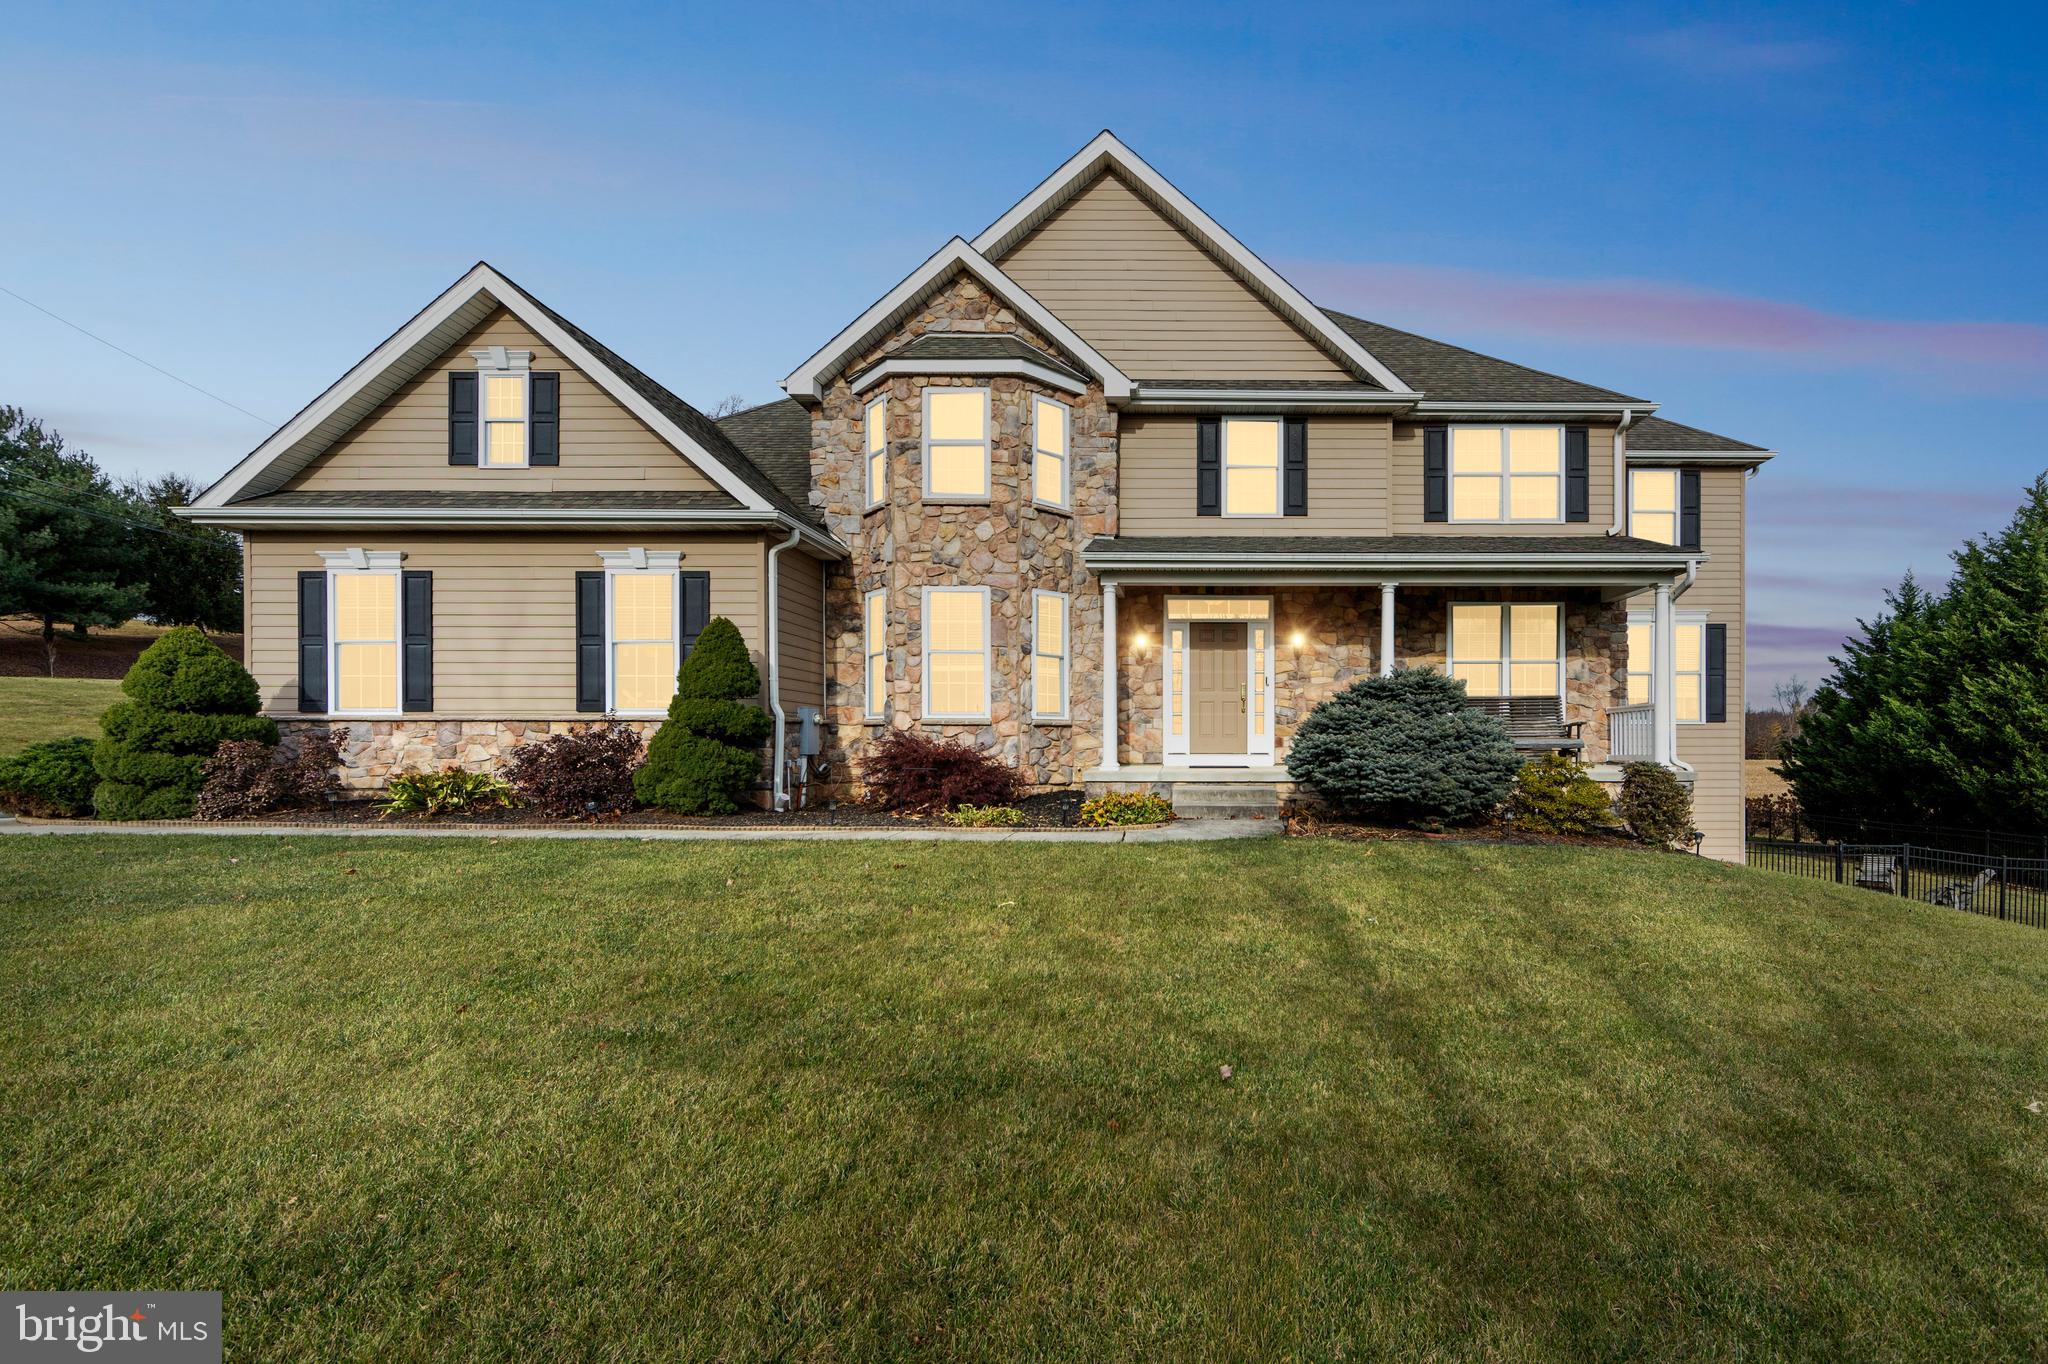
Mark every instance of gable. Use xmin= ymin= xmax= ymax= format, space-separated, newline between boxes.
xmin=284 ymin=308 xmax=720 ymax=496
xmin=994 ymin=171 xmax=1351 ymax=382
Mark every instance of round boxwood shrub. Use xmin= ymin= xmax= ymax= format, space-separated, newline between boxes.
xmin=93 ymin=626 xmax=276 ymax=819
xmin=1508 ymin=752 xmax=1615 ymax=835
xmin=0 ymin=737 xmax=100 ymax=817
xmin=1285 ymin=668 xmax=1518 ymax=825
xmin=632 ymin=618 xmax=772 ymax=815
xmin=1617 ymin=761 xmax=1694 ymax=848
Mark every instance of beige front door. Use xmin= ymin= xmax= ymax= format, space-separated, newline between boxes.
xmin=1189 ymin=622 xmax=1247 ymax=755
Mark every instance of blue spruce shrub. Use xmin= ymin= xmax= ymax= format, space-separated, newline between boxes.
xmin=1285 ymin=667 xmax=1518 ymax=824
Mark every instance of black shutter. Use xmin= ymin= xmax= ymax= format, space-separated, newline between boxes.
xmin=1705 ymin=623 xmax=1728 ymax=723
xmin=529 ymin=372 xmax=560 ymax=466
xmin=1283 ymin=418 xmax=1308 ymax=516
xmin=575 ymin=571 xmax=605 ymax=712
xmin=1680 ymin=469 xmax=1702 ymax=551
xmin=401 ymin=571 xmax=433 ymax=712
xmin=1196 ymin=418 xmax=1221 ymax=516
xmin=1564 ymin=426 xmax=1590 ymax=522
xmin=448 ymin=372 xmax=478 ymax=466
xmin=680 ymin=571 xmax=711 ymax=657
xmin=297 ymin=571 xmax=326 ymax=713
xmin=1423 ymin=425 xmax=1448 ymax=522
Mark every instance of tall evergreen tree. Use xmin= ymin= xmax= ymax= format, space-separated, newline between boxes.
xmin=0 ymin=407 xmax=147 ymax=673
xmin=125 ymin=473 xmax=242 ymax=632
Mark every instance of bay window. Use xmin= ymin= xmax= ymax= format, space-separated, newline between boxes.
xmin=1449 ymin=602 xmax=1562 ymax=698
xmin=924 ymin=388 xmax=990 ymax=499
xmin=922 ymin=586 xmax=991 ymax=720
xmin=865 ymin=395 xmax=888 ymax=507
xmin=1451 ymin=426 xmax=1563 ymax=522
xmin=1033 ymin=395 xmax=1070 ymax=509
xmin=1032 ymin=590 xmax=1069 ymax=720
xmin=864 ymin=588 xmax=888 ymax=720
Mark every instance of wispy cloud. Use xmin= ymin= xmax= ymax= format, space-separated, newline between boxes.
xmin=1291 ymin=261 xmax=2048 ymax=394
xmin=1630 ymin=23 xmax=1841 ymax=78
xmin=1750 ymin=482 xmax=2019 ymax=532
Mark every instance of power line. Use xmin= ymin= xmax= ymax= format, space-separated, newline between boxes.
xmin=0 ymin=483 xmax=179 ymax=537
xmin=0 ymin=283 xmax=277 ymax=427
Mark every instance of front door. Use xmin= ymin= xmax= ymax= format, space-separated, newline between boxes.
xmin=1189 ymin=622 xmax=1247 ymax=755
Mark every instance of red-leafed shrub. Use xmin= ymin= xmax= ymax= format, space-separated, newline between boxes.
xmin=194 ymin=732 xmax=342 ymax=819
xmin=505 ymin=723 xmax=644 ymax=817
xmin=864 ymin=730 xmax=1020 ymax=813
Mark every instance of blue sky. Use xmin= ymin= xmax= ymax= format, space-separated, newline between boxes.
xmin=5 ymin=1 xmax=2043 ymax=703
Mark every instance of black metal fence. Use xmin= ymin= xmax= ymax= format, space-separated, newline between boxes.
xmin=1749 ymin=808 xmax=2048 ymax=862
xmin=1748 ymin=838 xmax=2048 ymax=930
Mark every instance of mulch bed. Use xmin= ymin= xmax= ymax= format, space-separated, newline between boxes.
xmin=1284 ymin=809 xmax=1649 ymax=850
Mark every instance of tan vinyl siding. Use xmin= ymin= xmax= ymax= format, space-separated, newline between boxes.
xmin=245 ymin=531 xmax=766 ymax=718
xmin=1117 ymin=415 xmax=1389 ymax=536
xmin=1390 ymin=423 xmax=1618 ymax=535
xmin=1627 ymin=466 xmax=1746 ymax=862
xmin=995 ymin=172 xmax=1350 ymax=381
xmin=285 ymin=309 xmax=720 ymax=494
xmin=775 ymin=550 xmax=826 ymax=712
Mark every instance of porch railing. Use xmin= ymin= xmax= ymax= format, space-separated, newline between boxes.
xmin=1608 ymin=703 xmax=1655 ymax=761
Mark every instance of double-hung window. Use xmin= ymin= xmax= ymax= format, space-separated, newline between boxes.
xmin=1630 ymin=470 xmax=1680 ymax=545
xmin=924 ymin=389 xmax=990 ymax=499
xmin=480 ymin=370 xmax=529 ymax=468
xmin=331 ymin=566 xmax=400 ymax=714
xmin=922 ymin=586 xmax=990 ymax=720
xmin=1449 ymin=602 xmax=1562 ymax=698
xmin=1451 ymin=427 xmax=1563 ymax=522
xmin=609 ymin=570 xmax=678 ymax=714
xmin=1033 ymin=396 xmax=1070 ymax=509
xmin=1627 ymin=617 xmax=1706 ymax=722
xmin=863 ymin=589 xmax=888 ymax=721
xmin=1222 ymin=417 xmax=1282 ymax=516
xmin=864 ymin=396 xmax=888 ymax=507
xmin=1032 ymin=590 xmax=1069 ymax=720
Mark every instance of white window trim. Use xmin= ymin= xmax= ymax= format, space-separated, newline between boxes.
xmin=1032 ymin=396 xmax=1071 ymax=512
xmin=317 ymin=549 xmax=405 ymax=719
xmin=470 ymin=347 xmax=534 ymax=472
xmin=1627 ymin=610 xmax=1709 ymax=724
xmin=1446 ymin=601 xmax=1566 ymax=701
xmin=1628 ymin=468 xmax=1681 ymax=546
xmin=1447 ymin=425 xmax=1565 ymax=525
xmin=863 ymin=394 xmax=888 ymax=510
xmin=1159 ymin=595 xmax=1276 ymax=765
xmin=1031 ymin=589 xmax=1070 ymax=722
xmin=919 ymin=584 xmax=992 ymax=722
xmin=921 ymin=387 xmax=991 ymax=503
xmin=863 ymin=587 xmax=888 ymax=722
xmin=598 ymin=549 xmax=685 ymax=718
xmin=1220 ymin=415 xmax=1285 ymax=519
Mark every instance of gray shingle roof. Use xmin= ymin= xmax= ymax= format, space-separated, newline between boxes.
xmin=884 ymin=333 xmax=1088 ymax=382
xmin=1085 ymin=534 xmax=1690 ymax=558
xmin=228 ymin=490 xmax=745 ymax=510
xmin=1626 ymin=416 xmax=1766 ymax=453
xmin=1134 ymin=378 xmax=1389 ymax=393
xmin=1321 ymin=309 xmax=1646 ymax=404
xmin=715 ymin=399 xmax=814 ymax=510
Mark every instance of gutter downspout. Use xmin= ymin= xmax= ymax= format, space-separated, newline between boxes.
xmin=765 ymin=525 xmax=803 ymax=810
xmin=1606 ymin=407 xmax=1643 ymax=536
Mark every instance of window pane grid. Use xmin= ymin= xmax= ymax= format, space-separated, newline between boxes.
xmin=864 ymin=590 xmax=887 ymax=719
xmin=1033 ymin=397 xmax=1069 ymax=506
xmin=865 ymin=398 xmax=888 ymax=505
xmin=332 ymin=573 xmax=397 ymax=712
xmin=1222 ymin=417 xmax=1282 ymax=515
xmin=1450 ymin=428 xmax=1562 ymax=522
xmin=1033 ymin=592 xmax=1068 ymax=718
xmin=1631 ymin=470 xmax=1679 ymax=545
xmin=925 ymin=390 xmax=989 ymax=498
xmin=1626 ymin=620 xmax=1707 ymax=721
xmin=924 ymin=589 xmax=988 ymax=718
xmin=610 ymin=573 xmax=676 ymax=712
xmin=1449 ymin=602 xmax=1561 ymax=699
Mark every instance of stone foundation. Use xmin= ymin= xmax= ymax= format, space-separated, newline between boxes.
xmin=277 ymin=718 xmax=665 ymax=792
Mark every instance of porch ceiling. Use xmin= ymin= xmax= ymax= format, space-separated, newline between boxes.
xmin=1083 ymin=534 xmax=1699 ymax=596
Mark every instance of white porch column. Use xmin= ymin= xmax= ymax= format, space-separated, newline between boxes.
xmin=1652 ymin=579 xmax=1676 ymax=766
xmin=1379 ymin=581 xmax=1398 ymax=677
xmin=1100 ymin=581 xmax=1120 ymax=771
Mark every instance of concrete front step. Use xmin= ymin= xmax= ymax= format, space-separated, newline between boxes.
xmin=1171 ymin=783 xmax=1282 ymax=819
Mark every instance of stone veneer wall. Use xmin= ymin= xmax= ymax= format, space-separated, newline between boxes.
xmin=277 ymin=718 xmax=665 ymax=792
xmin=811 ymin=274 xmax=1117 ymax=792
xmin=1109 ymin=586 xmax=1627 ymax=766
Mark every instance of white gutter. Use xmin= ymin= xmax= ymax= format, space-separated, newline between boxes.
xmin=172 ymin=505 xmax=847 ymax=561
xmin=764 ymin=526 xmax=803 ymax=811
xmin=1606 ymin=407 xmax=1644 ymax=537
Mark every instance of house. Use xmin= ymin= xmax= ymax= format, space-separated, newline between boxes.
xmin=183 ymin=132 xmax=1771 ymax=859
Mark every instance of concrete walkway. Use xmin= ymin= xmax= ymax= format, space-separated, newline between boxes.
xmin=0 ymin=815 xmax=1277 ymax=844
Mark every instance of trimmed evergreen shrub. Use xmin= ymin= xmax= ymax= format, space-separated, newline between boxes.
xmin=864 ymin=730 xmax=1020 ymax=812
xmin=1508 ymin=752 xmax=1615 ymax=835
xmin=632 ymin=618 xmax=772 ymax=815
xmin=1618 ymin=761 xmax=1694 ymax=848
xmin=1285 ymin=668 xmax=1517 ymax=825
xmin=505 ymin=724 xmax=643 ymax=817
xmin=93 ymin=627 xmax=276 ymax=819
xmin=194 ymin=733 xmax=342 ymax=819
xmin=0 ymin=737 xmax=99 ymax=817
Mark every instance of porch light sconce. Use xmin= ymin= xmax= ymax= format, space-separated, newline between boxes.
xmin=1289 ymin=630 xmax=1306 ymax=648
xmin=1131 ymin=630 xmax=1150 ymax=652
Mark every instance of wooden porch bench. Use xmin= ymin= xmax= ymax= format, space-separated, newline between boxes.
xmin=1465 ymin=697 xmax=1585 ymax=753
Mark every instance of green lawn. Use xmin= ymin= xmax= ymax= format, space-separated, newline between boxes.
xmin=0 ymin=676 xmax=120 ymax=756
xmin=3 ymin=837 xmax=2045 ymax=1361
